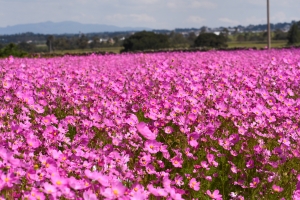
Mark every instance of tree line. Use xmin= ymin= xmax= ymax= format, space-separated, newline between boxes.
xmin=0 ymin=21 xmax=299 ymax=56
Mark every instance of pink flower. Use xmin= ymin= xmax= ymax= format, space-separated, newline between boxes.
xmin=0 ymin=173 xmax=17 ymax=188
xmin=137 ymin=122 xmax=157 ymax=140
xmin=207 ymin=190 xmax=222 ymax=199
xmin=148 ymin=184 xmax=168 ymax=197
xmin=201 ymin=161 xmax=210 ymax=170
xmin=164 ymin=126 xmax=173 ymax=134
xmin=144 ymin=140 xmax=160 ymax=154
xmin=188 ymin=133 xmax=200 ymax=147
xmin=207 ymin=153 xmax=218 ymax=167
xmin=102 ymin=182 xmax=126 ymax=199
xmin=250 ymin=177 xmax=260 ymax=188
xmin=83 ymin=189 xmax=98 ymax=200
xmin=43 ymin=182 xmax=57 ymax=195
xmin=189 ymin=178 xmax=200 ymax=191
xmin=51 ymin=175 xmax=68 ymax=190
xmin=272 ymin=185 xmax=283 ymax=192
xmin=174 ymin=175 xmax=184 ymax=186
xmin=2 ymin=80 xmax=12 ymax=89
xmin=171 ymin=155 xmax=183 ymax=168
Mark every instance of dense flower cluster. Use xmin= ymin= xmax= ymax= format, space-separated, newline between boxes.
xmin=0 ymin=49 xmax=300 ymax=199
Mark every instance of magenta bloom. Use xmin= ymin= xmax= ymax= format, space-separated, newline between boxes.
xmin=164 ymin=126 xmax=173 ymax=134
xmin=43 ymin=182 xmax=57 ymax=195
xmin=174 ymin=175 xmax=184 ymax=186
xmin=189 ymin=178 xmax=200 ymax=191
xmin=2 ymin=80 xmax=12 ymax=89
xmin=137 ymin=122 xmax=157 ymax=140
xmin=250 ymin=177 xmax=260 ymax=188
xmin=171 ymin=155 xmax=183 ymax=168
xmin=207 ymin=190 xmax=223 ymax=199
xmin=188 ymin=133 xmax=200 ymax=147
xmin=83 ymin=190 xmax=98 ymax=200
xmin=144 ymin=140 xmax=160 ymax=154
xmin=272 ymin=185 xmax=284 ymax=192
xmin=103 ymin=182 xmax=126 ymax=198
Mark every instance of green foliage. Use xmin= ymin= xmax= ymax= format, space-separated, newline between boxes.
xmin=287 ymin=23 xmax=300 ymax=45
xmin=169 ymin=32 xmax=189 ymax=48
xmin=17 ymin=41 xmax=36 ymax=53
xmin=122 ymin=31 xmax=170 ymax=52
xmin=77 ymin=34 xmax=89 ymax=49
xmin=273 ymin=29 xmax=288 ymax=40
xmin=194 ymin=33 xmax=227 ymax=48
xmin=0 ymin=43 xmax=28 ymax=58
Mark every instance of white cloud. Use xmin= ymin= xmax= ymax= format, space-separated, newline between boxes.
xmin=132 ymin=0 xmax=159 ymax=4
xmin=129 ymin=14 xmax=156 ymax=22
xmin=187 ymin=16 xmax=205 ymax=23
xmin=105 ymin=13 xmax=155 ymax=23
xmin=167 ymin=1 xmax=178 ymax=9
xmin=105 ymin=14 xmax=126 ymax=21
xmin=271 ymin=11 xmax=288 ymax=22
xmin=245 ymin=16 xmax=265 ymax=25
xmin=246 ymin=0 xmax=265 ymax=6
xmin=219 ymin=17 xmax=239 ymax=25
xmin=190 ymin=1 xmax=216 ymax=8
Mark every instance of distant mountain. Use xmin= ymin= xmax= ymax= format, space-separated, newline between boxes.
xmin=0 ymin=21 xmax=152 ymax=35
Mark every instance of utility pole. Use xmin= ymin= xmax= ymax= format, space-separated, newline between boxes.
xmin=267 ymin=0 xmax=271 ymax=49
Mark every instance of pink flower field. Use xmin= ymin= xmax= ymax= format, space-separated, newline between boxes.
xmin=0 ymin=49 xmax=300 ymax=199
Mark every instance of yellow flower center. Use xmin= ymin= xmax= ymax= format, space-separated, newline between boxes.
xmin=113 ymin=189 xmax=119 ymax=196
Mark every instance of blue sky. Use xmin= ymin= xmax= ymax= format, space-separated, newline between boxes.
xmin=0 ymin=0 xmax=299 ymax=29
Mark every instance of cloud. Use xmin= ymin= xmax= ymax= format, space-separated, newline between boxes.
xmin=219 ymin=17 xmax=239 ymax=25
xmin=105 ymin=14 xmax=126 ymax=21
xmin=245 ymin=16 xmax=266 ymax=25
xmin=129 ymin=14 xmax=156 ymax=22
xmin=105 ymin=13 xmax=155 ymax=23
xmin=246 ymin=0 xmax=265 ymax=6
xmin=187 ymin=16 xmax=206 ymax=23
xmin=166 ymin=1 xmax=178 ymax=9
xmin=190 ymin=1 xmax=216 ymax=8
xmin=271 ymin=12 xmax=287 ymax=22
xmin=132 ymin=0 xmax=159 ymax=4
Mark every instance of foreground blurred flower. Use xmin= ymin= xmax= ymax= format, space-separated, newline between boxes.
xmin=272 ymin=185 xmax=284 ymax=192
xmin=171 ymin=155 xmax=183 ymax=168
xmin=207 ymin=190 xmax=222 ymax=200
xmin=103 ymin=182 xmax=126 ymax=199
xmin=189 ymin=178 xmax=200 ymax=191
xmin=137 ymin=122 xmax=157 ymax=140
xmin=83 ymin=189 xmax=98 ymax=200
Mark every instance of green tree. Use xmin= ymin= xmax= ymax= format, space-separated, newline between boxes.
xmin=0 ymin=43 xmax=27 ymax=58
xmin=53 ymin=37 xmax=70 ymax=50
xmin=46 ymin=35 xmax=55 ymax=53
xmin=18 ymin=41 xmax=36 ymax=53
xmin=273 ymin=29 xmax=287 ymax=40
xmin=194 ymin=33 xmax=227 ymax=48
xmin=122 ymin=31 xmax=169 ymax=52
xmin=187 ymin=32 xmax=197 ymax=46
xmin=77 ymin=35 xmax=88 ymax=49
xmin=169 ymin=32 xmax=188 ymax=48
xmin=236 ymin=34 xmax=245 ymax=42
xmin=287 ymin=23 xmax=300 ymax=45
xmin=90 ymin=36 xmax=100 ymax=49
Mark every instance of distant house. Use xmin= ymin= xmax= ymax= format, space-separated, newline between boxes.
xmin=108 ymin=38 xmax=115 ymax=44
xmin=99 ymin=38 xmax=108 ymax=43
xmin=283 ymin=25 xmax=291 ymax=32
